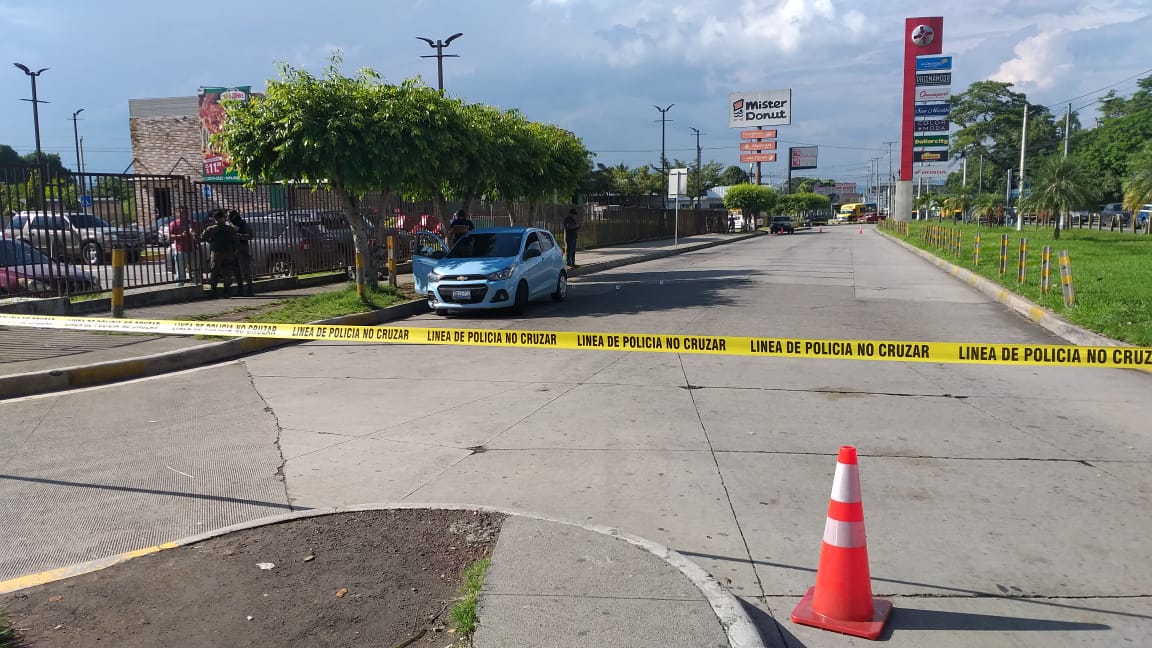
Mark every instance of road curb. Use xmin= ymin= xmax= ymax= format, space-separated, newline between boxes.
xmin=0 ymin=300 xmax=431 ymax=400
xmin=0 ymin=504 xmax=766 ymax=648
xmin=877 ymin=229 xmax=1136 ymax=349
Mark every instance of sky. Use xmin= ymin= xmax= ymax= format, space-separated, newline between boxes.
xmin=2 ymin=0 xmax=1150 ymax=190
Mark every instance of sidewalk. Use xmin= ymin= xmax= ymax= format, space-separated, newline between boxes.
xmin=0 ymin=231 xmax=761 ymax=397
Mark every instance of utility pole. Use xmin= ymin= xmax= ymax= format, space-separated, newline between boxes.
xmin=1017 ymin=104 xmax=1028 ymax=232
xmin=416 ymin=32 xmax=463 ymax=92
xmin=1063 ymin=103 xmax=1071 ymax=157
xmin=884 ymin=141 xmax=896 ymax=216
xmin=14 ymin=63 xmax=50 ymax=170
xmin=654 ymin=104 xmax=674 ymax=195
xmin=962 ymin=152 xmax=968 ymax=188
xmin=689 ymin=127 xmax=702 ymax=208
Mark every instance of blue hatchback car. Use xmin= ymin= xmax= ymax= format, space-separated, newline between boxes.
xmin=412 ymin=227 xmax=568 ymax=315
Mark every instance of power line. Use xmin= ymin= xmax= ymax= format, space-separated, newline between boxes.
xmin=1044 ymin=67 xmax=1152 ymax=111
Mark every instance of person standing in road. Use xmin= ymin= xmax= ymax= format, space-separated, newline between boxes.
xmin=563 ymin=208 xmax=580 ymax=267
xmin=168 ymin=206 xmax=199 ymax=286
xmin=227 ymin=210 xmax=255 ymax=296
xmin=448 ymin=209 xmax=474 ymax=246
xmin=199 ymin=209 xmax=239 ymax=298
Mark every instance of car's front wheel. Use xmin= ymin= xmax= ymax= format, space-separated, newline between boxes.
xmin=551 ymin=272 xmax=567 ymax=302
xmin=512 ymin=280 xmax=529 ymax=315
xmin=82 ymin=242 xmax=104 ymax=265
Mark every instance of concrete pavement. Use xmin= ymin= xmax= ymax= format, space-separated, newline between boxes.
xmin=3 ymin=225 xmax=1151 ymax=646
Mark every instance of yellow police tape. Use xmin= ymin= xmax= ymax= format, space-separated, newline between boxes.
xmin=1 ymin=312 xmax=1150 ymax=369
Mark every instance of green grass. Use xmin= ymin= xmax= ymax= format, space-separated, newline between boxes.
xmin=70 ymin=291 xmax=112 ymax=303
xmin=251 ymin=284 xmax=409 ymax=325
xmin=0 ymin=607 xmax=18 ymax=647
xmin=884 ymin=221 xmax=1152 ymax=346
xmin=449 ymin=556 xmax=491 ymax=638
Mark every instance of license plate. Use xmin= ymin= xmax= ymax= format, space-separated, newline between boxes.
xmin=452 ymin=289 xmax=472 ymax=301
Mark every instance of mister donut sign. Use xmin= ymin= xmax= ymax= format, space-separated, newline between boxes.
xmin=729 ymin=89 xmax=792 ymax=128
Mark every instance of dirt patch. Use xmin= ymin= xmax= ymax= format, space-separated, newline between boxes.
xmin=3 ymin=509 xmax=504 ymax=648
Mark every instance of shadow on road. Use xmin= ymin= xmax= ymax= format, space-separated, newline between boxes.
xmin=679 ymin=549 xmax=1151 ymax=622
xmin=0 ymin=474 xmax=302 ymax=512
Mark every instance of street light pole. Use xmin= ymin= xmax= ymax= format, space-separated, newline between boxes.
xmin=689 ymin=126 xmax=702 ymax=208
xmin=14 ymin=63 xmax=50 ymax=169
xmin=72 ymin=108 xmax=84 ymax=176
xmin=417 ymin=32 xmax=463 ymax=92
xmin=884 ymin=141 xmax=896 ymax=216
xmin=654 ymin=104 xmax=674 ymax=207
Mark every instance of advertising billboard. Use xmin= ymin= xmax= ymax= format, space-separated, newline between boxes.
xmin=729 ymin=89 xmax=792 ymax=128
xmin=900 ymin=17 xmax=944 ymax=181
xmin=914 ymin=135 xmax=949 ymax=147
xmin=916 ymin=55 xmax=952 ymax=71
xmin=915 ymin=87 xmax=951 ymax=102
xmin=914 ymin=119 xmax=950 ymax=133
xmin=915 ymin=72 xmax=952 ymax=86
xmin=740 ymin=153 xmax=777 ymax=163
xmin=789 ymin=146 xmax=818 ymax=170
xmin=914 ymin=103 xmax=951 ymax=117
xmin=914 ymin=150 xmax=949 ymax=163
xmin=740 ymin=129 xmax=778 ymax=139
xmin=199 ymin=86 xmax=251 ymax=182
xmin=740 ymin=141 xmax=778 ymax=151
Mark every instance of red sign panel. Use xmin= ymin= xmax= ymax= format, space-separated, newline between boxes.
xmin=901 ymin=17 xmax=944 ymax=181
xmin=740 ymin=129 xmax=778 ymax=140
xmin=740 ymin=153 xmax=777 ymax=163
xmin=740 ymin=141 xmax=778 ymax=151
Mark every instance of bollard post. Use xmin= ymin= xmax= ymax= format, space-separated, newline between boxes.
xmin=956 ymin=229 xmax=962 ymax=258
xmin=1058 ymin=250 xmax=1076 ymax=306
xmin=354 ymin=252 xmax=365 ymax=299
xmin=999 ymin=234 xmax=1008 ymax=275
xmin=387 ymin=235 xmax=397 ymax=287
xmin=1041 ymin=246 xmax=1052 ymax=294
xmin=1017 ymin=238 xmax=1027 ymax=284
xmin=111 ymin=247 xmax=125 ymax=318
xmin=973 ymin=233 xmax=981 ymax=267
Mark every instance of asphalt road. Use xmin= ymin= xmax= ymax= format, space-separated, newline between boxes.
xmin=3 ymin=226 xmax=1150 ymax=646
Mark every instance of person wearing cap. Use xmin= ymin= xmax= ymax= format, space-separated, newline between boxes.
xmin=168 ymin=205 xmax=200 ymax=286
xmin=448 ymin=209 xmax=474 ymax=246
xmin=563 ymin=207 xmax=581 ymax=267
xmin=198 ymin=209 xmax=239 ymax=298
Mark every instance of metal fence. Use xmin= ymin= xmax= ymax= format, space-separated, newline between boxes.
xmin=1 ymin=165 xmax=727 ymax=299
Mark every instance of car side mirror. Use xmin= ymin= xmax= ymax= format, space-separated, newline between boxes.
xmin=524 ymin=247 xmax=541 ymax=260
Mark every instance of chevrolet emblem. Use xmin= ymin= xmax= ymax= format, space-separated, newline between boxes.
xmin=457 ymin=276 xmax=468 ymax=281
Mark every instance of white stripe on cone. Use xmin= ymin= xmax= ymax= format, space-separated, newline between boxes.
xmin=830 ymin=463 xmax=861 ymax=503
xmin=823 ymin=518 xmax=868 ymax=549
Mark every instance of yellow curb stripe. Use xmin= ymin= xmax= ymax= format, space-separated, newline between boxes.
xmin=0 ymin=542 xmax=179 ymax=594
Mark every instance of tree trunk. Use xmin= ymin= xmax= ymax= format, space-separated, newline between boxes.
xmin=1053 ymin=209 xmax=1062 ymax=240
xmin=332 ymin=178 xmax=378 ymax=295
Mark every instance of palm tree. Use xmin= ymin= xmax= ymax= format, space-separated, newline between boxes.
xmin=943 ymin=192 xmax=973 ymax=222
xmin=915 ymin=192 xmax=943 ymax=220
xmin=1026 ymin=155 xmax=1092 ymax=240
xmin=1122 ymin=143 xmax=1152 ymax=234
xmin=971 ymin=193 xmax=1005 ymax=226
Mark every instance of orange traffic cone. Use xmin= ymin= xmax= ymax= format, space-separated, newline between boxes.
xmin=858 ymin=226 xmax=864 ymax=234
xmin=791 ymin=446 xmax=891 ymax=640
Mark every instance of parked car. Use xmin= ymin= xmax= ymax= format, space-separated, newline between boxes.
xmin=769 ymin=215 xmax=796 ymax=234
xmin=0 ymin=237 xmax=100 ymax=296
xmin=165 ymin=215 xmax=338 ymax=280
xmin=1101 ymin=203 xmax=1132 ymax=228
xmin=5 ymin=211 xmax=143 ymax=265
xmin=859 ymin=211 xmax=885 ymax=223
xmin=412 ymin=227 xmax=567 ymax=315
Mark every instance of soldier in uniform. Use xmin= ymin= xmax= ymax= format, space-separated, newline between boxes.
xmin=199 ymin=209 xmax=239 ymax=298
xmin=227 ymin=210 xmax=255 ymax=296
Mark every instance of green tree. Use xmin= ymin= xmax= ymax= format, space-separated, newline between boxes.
xmin=1070 ymin=104 xmax=1152 ymax=202
xmin=943 ymin=192 xmax=973 ymax=220
xmin=217 ymin=57 xmax=465 ymax=292
xmin=971 ymin=193 xmax=1005 ymax=225
xmin=722 ymin=184 xmax=776 ymax=229
xmin=1022 ymin=155 xmax=1092 ymax=239
xmin=1121 ymin=143 xmax=1152 ymax=233
xmin=719 ymin=165 xmax=749 ymax=186
xmin=950 ymin=81 xmax=1059 ymax=197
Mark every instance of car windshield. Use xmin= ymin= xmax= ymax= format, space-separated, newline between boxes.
xmin=446 ymin=233 xmax=523 ymax=259
xmin=0 ymin=239 xmax=52 ymax=267
xmin=68 ymin=213 xmax=113 ymax=229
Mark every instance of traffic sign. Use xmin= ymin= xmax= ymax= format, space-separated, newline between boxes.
xmin=740 ymin=153 xmax=777 ymax=163
xmin=202 ymin=184 xmax=213 ymax=198
xmin=740 ymin=129 xmax=778 ymax=139
xmin=80 ymin=194 xmax=92 ymax=208
xmin=740 ymin=141 xmax=778 ymax=151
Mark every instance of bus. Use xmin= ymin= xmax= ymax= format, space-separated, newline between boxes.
xmin=837 ymin=202 xmax=876 ymax=223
